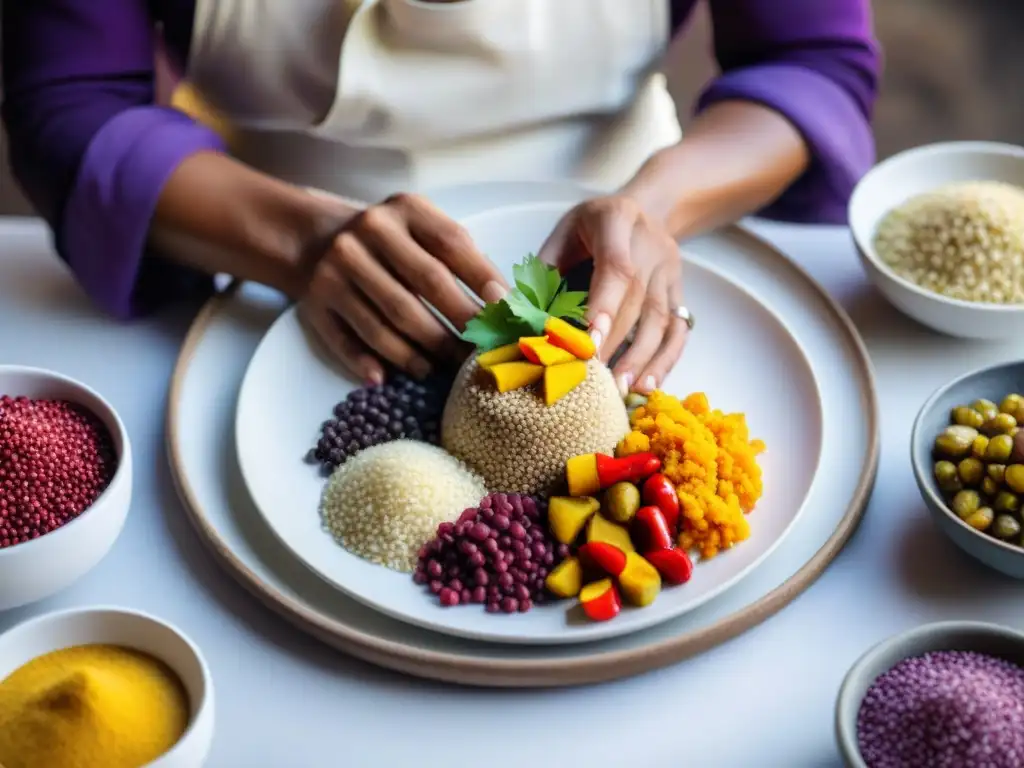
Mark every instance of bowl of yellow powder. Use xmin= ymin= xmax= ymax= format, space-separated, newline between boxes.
xmin=0 ymin=606 xmax=213 ymax=768
xmin=850 ymin=141 xmax=1024 ymax=339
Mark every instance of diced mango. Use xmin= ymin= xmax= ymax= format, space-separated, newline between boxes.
xmin=548 ymin=496 xmax=601 ymax=545
xmin=618 ymin=552 xmax=662 ymax=607
xmin=476 ymin=343 xmax=523 ymax=369
xmin=544 ymin=556 xmax=582 ymax=598
xmin=586 ymin=513 xmax=635 ymax=553
xmin=544 ymin=360 xmax=588 ymax=405
xmin=545 ymin=316 xmax=596 ymax=360
xmin=566 ymin=453 xmax=600 ymax=497
xmin=487 ymin=361 xmax=544 ymax=393
xmin=520 ymin=336 xmax=576 ymax=367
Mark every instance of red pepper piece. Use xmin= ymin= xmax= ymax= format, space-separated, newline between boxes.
xmin=577 ymin=541 xmax=628 ymax=577
xmin=642 ymin=473 xmax=680 ymax=533
xmin=579 ymin=578 xmax=622 ymax=622
xmin=644 ymin=548 xmax=694 ymax=585
xmin=632 ymin=505 xmax=674 ymax=552
xmin=595 ymin=452 xmax=661 ymax=488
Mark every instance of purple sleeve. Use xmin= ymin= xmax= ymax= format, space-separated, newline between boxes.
xmin=1 ymin=1 xmax=225 ymax=319
xmin=697 ymin=0 xmax=881 ymax=224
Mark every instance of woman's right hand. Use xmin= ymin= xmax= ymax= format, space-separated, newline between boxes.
xmin=297 ymin=193 xmax=509 ymax=385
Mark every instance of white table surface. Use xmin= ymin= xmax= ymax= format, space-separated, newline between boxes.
xmin=1 ymin=215 xmax=1022 ymax=768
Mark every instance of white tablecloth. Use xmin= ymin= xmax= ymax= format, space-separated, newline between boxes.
xmin=1 ymin=215 xmax=1021 ymax=768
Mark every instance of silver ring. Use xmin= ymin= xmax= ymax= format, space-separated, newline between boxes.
xmin=672 ymin=305 xmax=694 ymax=330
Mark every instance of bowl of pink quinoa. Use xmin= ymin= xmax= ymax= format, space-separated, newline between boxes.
xmin=836 ymin=621 xmax=1024 ymax=768
xmin=0 ymin=366 xmax=132 ymax=610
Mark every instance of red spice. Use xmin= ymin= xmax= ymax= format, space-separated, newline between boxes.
xmin=0 ymin=396 xmax=117 ymax=549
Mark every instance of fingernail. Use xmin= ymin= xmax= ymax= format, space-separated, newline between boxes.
xmin=589 ymin=313 xmax=610 ymax=355
xmin=481 ymin=281 xmax=507 ymax=303
xmin=410 ymin=358 xmax=432 ymax=380
xmin=616 ymin=372 xmax=633 ymax=398
xmin=641 ymin=375 xmax=657 ymax=393
xmin=365 ymin=370 xmax=384 ymax=387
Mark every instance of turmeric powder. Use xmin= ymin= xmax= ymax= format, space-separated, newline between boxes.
xmin=617 ymin=391 xmax=765 ymax=559
xmin=0 ymin=644 xmax=190 ymax=768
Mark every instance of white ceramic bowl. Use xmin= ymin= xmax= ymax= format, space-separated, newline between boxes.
xmin=0 ymin=606 xmax=214 ymax=766
xmin=0 ymin=366 xmax=132 ymax=609
xmin=849 ymin=141 xmax=1024 ymax=339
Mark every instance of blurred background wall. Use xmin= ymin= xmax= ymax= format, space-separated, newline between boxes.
xmin=2 ymin=0 xmax=1024 ymax=216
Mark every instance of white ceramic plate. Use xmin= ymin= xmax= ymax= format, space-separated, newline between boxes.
xmin=168 ymin=179 xmax=877 ymax=684
xmin=234 ymin=201 xmax=824 ymax=644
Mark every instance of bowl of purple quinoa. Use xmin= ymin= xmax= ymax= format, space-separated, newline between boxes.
xmin=836 ymin=621 xmax=1024 ymax=768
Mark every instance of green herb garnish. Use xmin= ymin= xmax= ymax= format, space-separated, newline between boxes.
xmin=461 ymin=254 xmax=588 ymax=351
xmin=461 ymin=301 xmax=532 ymax=352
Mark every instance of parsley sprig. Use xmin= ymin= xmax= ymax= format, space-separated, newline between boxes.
xmin=462 ymin=254 xmax=588 ymax=352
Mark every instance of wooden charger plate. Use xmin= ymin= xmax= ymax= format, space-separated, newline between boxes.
xmin=166 ymin=181 xmax=879 ymax=686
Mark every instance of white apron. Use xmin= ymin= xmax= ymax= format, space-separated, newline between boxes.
xmin=187 ymin=0 xmax=681 ymax=204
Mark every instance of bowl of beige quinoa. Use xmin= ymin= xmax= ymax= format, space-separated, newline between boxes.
xmin=849 ymin=141 xmax=1024 ymax=339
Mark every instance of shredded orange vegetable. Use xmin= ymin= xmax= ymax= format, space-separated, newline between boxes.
xmin=617 ymin=391 xmax=765 ymax=559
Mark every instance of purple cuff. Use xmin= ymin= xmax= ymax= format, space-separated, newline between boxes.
xmin=61 ymin=106 xmax=225 ymax=320
xmin=697 ymin=63 xmax=875 ymax=225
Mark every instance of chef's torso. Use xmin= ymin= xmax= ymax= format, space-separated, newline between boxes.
xmin=187 ymin=0 xmax=681 ymax=203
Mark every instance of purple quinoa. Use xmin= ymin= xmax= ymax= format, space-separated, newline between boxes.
xmin=857 ymin=650 xmax=1024 ymax=768
xmin=414 ymin=492 xmax=566 ymax=613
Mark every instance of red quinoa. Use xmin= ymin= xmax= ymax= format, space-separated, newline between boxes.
xmin=0 ymin=396 xmax=117 ymax=549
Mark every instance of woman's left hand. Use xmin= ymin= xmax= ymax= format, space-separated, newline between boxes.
xmin=538 ymin=194 xmax=689 ymax=396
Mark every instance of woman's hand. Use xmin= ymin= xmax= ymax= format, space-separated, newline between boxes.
xmin=298 ymin=193 xmax=508 ymax=385
xmin=538 ymin=195 xmax=688 ymax=396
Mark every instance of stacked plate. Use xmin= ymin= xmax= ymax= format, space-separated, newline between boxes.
xmin=169 ymin=181 xmax=879 ymax=684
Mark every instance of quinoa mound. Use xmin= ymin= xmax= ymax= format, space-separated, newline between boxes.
xmin=319 ymin=440 xmax=486 ymax=573
xmin=441 ymin=357 xmax=630 ymax=496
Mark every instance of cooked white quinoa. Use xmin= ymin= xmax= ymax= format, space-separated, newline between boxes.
xmin=319 ymin=440 xmax=486 ymax=573
xmin=873 ymin=181 xmax=1024 ymax=304
xmin=441 ymin=357 xmax=630 ymax=495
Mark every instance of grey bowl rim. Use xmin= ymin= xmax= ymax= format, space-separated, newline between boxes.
xmin=909 ymin=357 xmax=1024 ymax=562
xmin=0 ymin=364 xmax=131 ymax=559
xmin=848 ymin=139 xmax=1024 ymax=314
xmin=835 ymin=619 xmax=1024 ymax=767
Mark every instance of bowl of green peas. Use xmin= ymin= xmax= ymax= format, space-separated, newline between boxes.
xmin=912 ymin=360 xmax=1024 ymax=578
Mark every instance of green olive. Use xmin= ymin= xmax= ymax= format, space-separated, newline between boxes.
xmin=994 ymin=491 xmax=1021 ymax=514
xmin=952 ymin=489 xmax=982 ymax=519
xmin=936 ymin=426 xmax=980 ymax=459
xmin=957 ymin=457 xmax=985 ymax=486
xmin=986 ymin=434 xmax=1015 ymax=463
xmin=988 ymin=463 xmax=1007 ymax=484
xmin=966 ymin=506 xmax=995 ymax=532
xmin=982 ymin=476 xmax=1001 ymax=498
xmin=972 ymin=399 xmax=999 ymax=422
xmin=604 ymin=482 xmax=641 ymax=524
xmin=1001 ymin=394 xmax=1024 ymax=415
xmin=983 ymin=412 xmax=1019 ymax=436
xmin=993 ymin=514 xmax=1022 ymax=540
xmin=1005 ymin=464 xmax=1024 ymax=494
xmin=952 ymin=406 xmax=985 ymax=429
xmin=972 ymin=435 xmax=991 ymax=460
xmin=934 ymin=461 xmax=962 ymax=493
